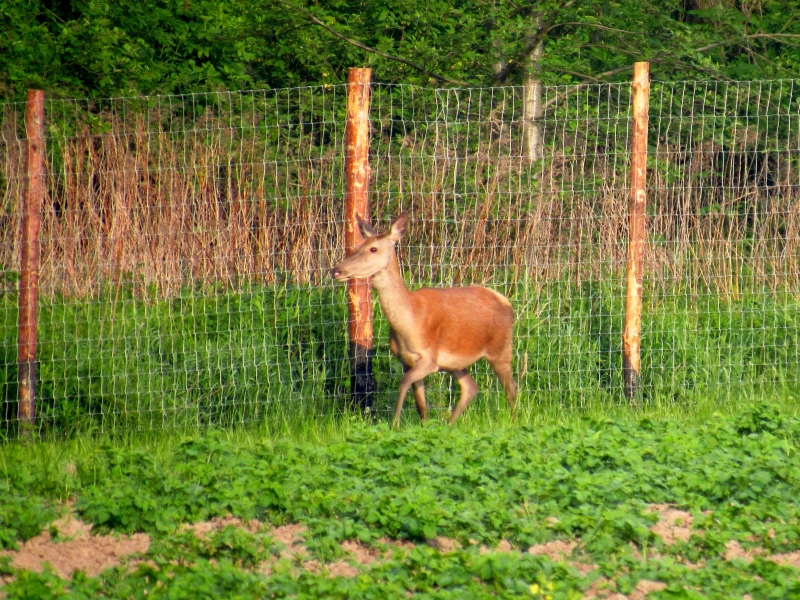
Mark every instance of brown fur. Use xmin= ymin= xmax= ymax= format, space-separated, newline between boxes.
xmin=332 ymin=214 xmax=517 ymax=426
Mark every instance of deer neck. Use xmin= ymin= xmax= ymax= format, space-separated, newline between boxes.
xmin=371 ymin=254 xmax=416 ymax=332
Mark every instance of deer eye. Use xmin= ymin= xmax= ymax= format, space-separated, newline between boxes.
xmin=369 ymin=247 xmax=378 ymax=253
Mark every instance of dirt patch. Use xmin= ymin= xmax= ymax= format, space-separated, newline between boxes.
xmin=630 ymin=580 xmax=668 ymax=599
xmin=181 ymin=516 xmax=262 ymax=537
xmin=647 ymin=504 xmax=694 ymax=545
xmin=263 ymin=523 xmax=311 ymax=565
xmin=528 ymin=539 xmax=576 ymax=560
xmin=324 ymin=560 xmax=360 ymax=578
xmin=681 ymin=559 xmax=704 ymax=570
xmin=269 ymin=523 xmax=307 ymax=548
xmin=495 ymin=539 xmax=515 ymax=553
xmin=476 ymin=539 xmax=516 ymax=555
xmin=0 ymin=511 xmax=720 ymax=595
xmin=723 ymin=539 xmax=763 ymax=563
xmin=377 ymin=536 xmax=416 ymax=557
xmin=766 ymin=551 xmax=800 ymax=569
xmin=2 ymin=514 xmax=317 ymax=581
xmin=259 ymin=531 xmax=376 ymax=579
xmin=584 ymin=579 xmax=666 ymax=600
xmin=428 ymin=536 xmax=460 ymax=553
xmin=527 ymin=539 xmax=599 ymax=578
xmin=583 ymin=576 xmax=618 ymax=599
xmin=341 ymin=540 xmax=383 ymax=565
xmin=0 ymin=514 xmax=149 ymax=578
xmin=570 ymin=561 xmax=598 ymax=576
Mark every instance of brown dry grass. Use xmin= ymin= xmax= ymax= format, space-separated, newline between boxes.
xmin=2 ymin=96 xmax=798 ymax=300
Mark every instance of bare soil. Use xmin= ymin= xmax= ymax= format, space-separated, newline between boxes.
xmin=584 ymin=579 xmax=669 ymax=600
xmin=0 ymin=513 xmax=149 ymax=579
xmin=180 ymin=515 xmax=262 ymax=536
xmin=527 ymin=539 xmax=578 ymax=561
xmin=766 ymin=551 xmax=800 ymax=569
xmin=2 ymin=507 xmax=798 ymax=598
xmin=646 ymin=504 xmax=694 ymax=545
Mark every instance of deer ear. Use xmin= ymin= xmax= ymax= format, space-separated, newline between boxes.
xmin=356 ymin=214 xmax=377 ymax=238
xmin=389 ymin=213 xmax=408 ymax=241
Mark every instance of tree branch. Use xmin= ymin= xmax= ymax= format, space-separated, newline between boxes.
xmin=273 ymin=0 xmax=468 ymax=86
xmin=694 ymin=32 xmax=800 ymax=53
xmin=578 ymin=44 xmax=642 ymax=57
xmin=542 ymin=64 xmax=636 ymax=111
xmin=493 ymin=0 xmax=575 ymax=84
xmin=743 ymin=46 xmax=779 ymax=67
xmin=544 ymin=22 xmax=636 ymax=36
xmin=549 ymin=67 xmax=605 ymax=82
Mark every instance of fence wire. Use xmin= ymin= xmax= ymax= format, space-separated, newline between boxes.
xmin=1 ymin=80 xmax=798 ymax=436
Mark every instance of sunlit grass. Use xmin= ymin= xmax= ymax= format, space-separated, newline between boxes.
xmin=1 ymin=279 xmax=799 ymax=442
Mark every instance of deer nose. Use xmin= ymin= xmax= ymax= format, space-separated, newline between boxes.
xmin=331 ymin=267 xmax=342 ymax=279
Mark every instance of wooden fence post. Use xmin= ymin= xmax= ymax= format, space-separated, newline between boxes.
xmin=623 ymin=63 xmax=650 ymax=402
xmin=345 ymin=68 xmax=375 ymax=412
xmin=18 ymin=90 xmax=45 ymax=433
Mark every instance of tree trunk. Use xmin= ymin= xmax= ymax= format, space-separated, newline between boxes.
xmin=522 ymin=17 xmax=544 ymax=161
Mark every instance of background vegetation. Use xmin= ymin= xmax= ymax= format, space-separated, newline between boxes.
xmin=3 ymin=0 xmax=800 ymax=101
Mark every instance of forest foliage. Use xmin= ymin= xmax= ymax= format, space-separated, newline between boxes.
xmin=2 ymin=0 xmax=800 ymax=101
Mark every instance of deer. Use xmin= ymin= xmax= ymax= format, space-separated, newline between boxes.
xmin=331 ymin=213 xmax=517 ymax=427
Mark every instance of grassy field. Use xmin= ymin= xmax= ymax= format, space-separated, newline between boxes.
xmin=1 ymin=281 xmax=798 ymax=437
xmin=1 ymin=399 xmax=800 ymax=598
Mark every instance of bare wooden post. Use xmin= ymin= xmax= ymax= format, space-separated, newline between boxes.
xmin=345 ymin=68 xmax=375 ymax=412
xmin=18 ymin=90 xmax=45 ymax=433
xmin=623 ymin=63 xmax=650 ymax=402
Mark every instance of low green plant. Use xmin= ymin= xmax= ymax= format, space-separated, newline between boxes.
xmin=2 ymin=403 xmax=800 ymax=597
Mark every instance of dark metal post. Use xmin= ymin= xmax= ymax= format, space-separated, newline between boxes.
xmin=18 ymin=90 xmax=45 ymax=433
xmin=623 ymin=63 xmax=650 ymax=401
xmin=345 ymin=68 xmax=375 ymax=412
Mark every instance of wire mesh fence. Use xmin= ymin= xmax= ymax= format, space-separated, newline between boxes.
xmin=1 ymin=78 xmax=799 ymax=436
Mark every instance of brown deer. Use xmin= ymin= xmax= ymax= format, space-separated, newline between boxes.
xmin=332 ymin=214 xmax=517 ymax=427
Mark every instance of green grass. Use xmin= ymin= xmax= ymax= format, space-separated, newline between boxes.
xmin=0 ymin=285 xmax=354 ymax=436
xmin=1 ymin=279 xmax=799 ymax=438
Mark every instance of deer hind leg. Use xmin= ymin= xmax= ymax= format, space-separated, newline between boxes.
xmin=448 ymin=369 xmax=479 ymax=425
xmin=488 ymin=354 xmax=518 ymax=418
xmin=394 ymin=356 xmax=437 ymax=428
xmin=412 ymin=380 xmax=428 ymax=421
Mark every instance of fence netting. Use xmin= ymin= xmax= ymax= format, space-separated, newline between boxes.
xmin=1 ymin=80 xmax=798 ymax=436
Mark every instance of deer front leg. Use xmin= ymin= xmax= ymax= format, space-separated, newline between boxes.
xmin=402 ymin=364 xmax=428 ymax=422
xmin=393 ymin=356 xmax=437 ymax=428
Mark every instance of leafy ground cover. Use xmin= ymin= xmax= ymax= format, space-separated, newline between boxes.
xmin=1 ymin=401 xmax=799 ymax=598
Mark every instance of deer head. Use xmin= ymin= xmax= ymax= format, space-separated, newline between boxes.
xmin=331 ymin=214 xmax=407 ymax=281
